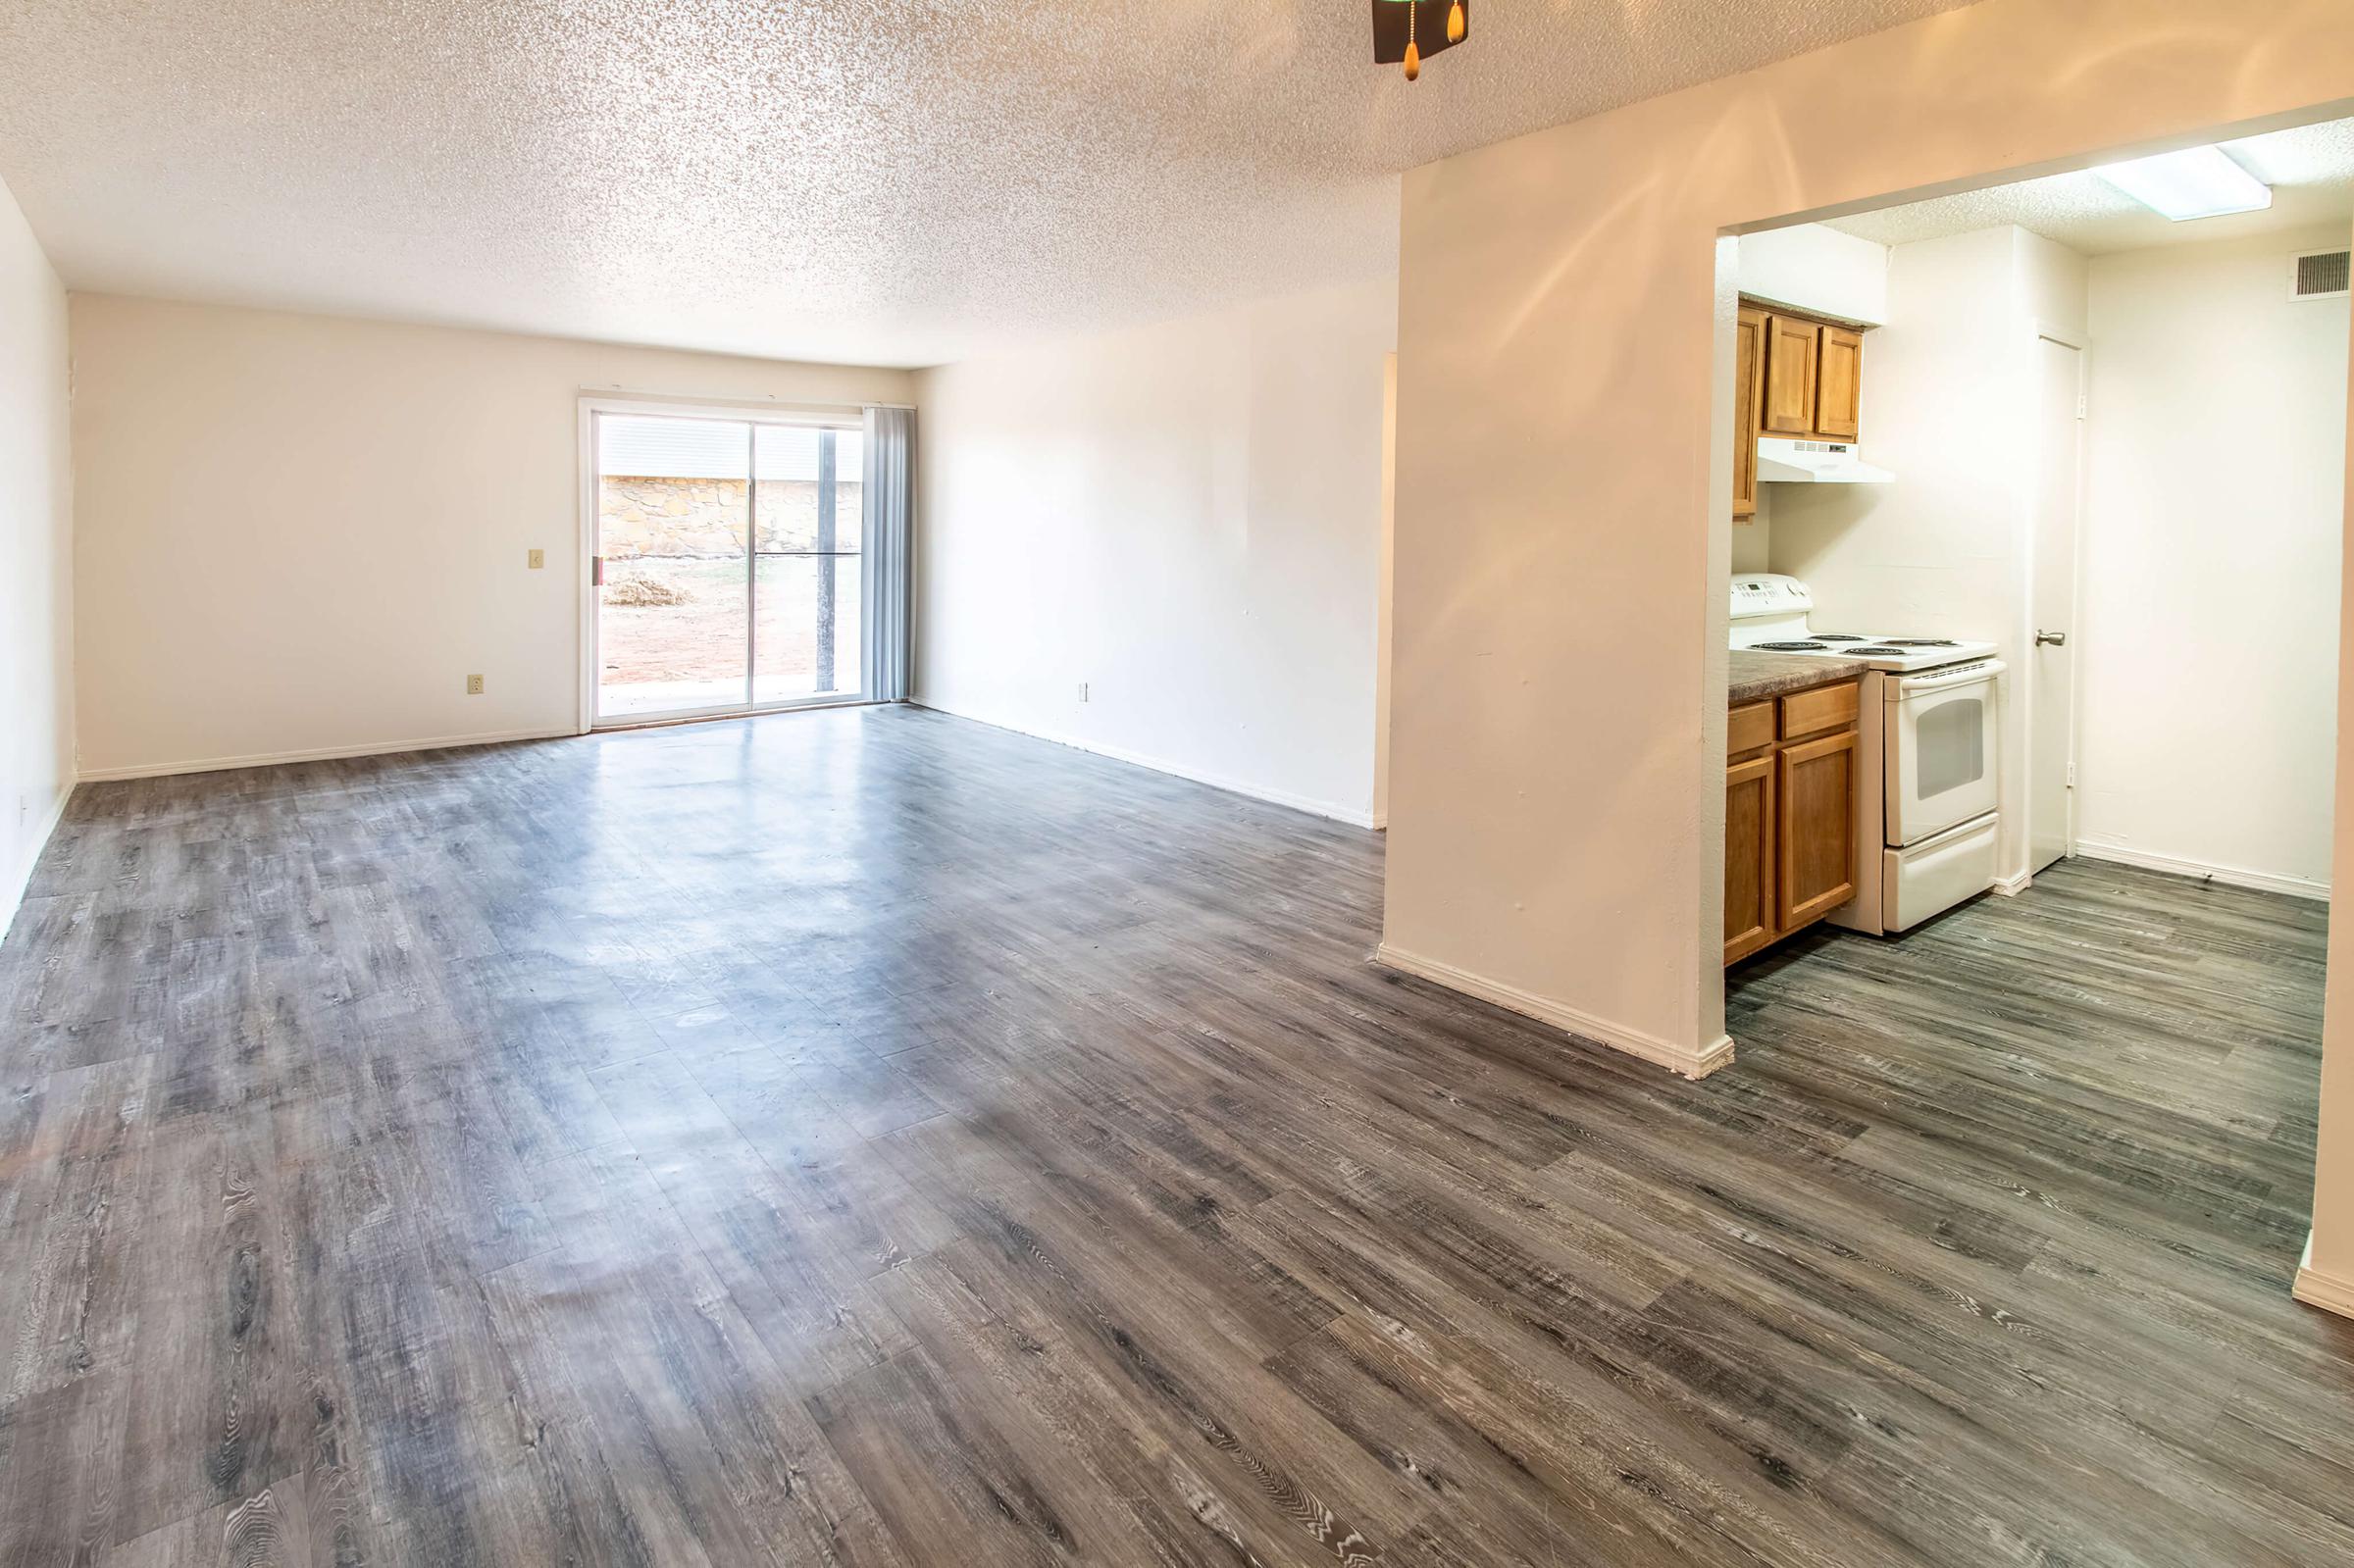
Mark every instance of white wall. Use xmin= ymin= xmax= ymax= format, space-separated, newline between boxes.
xmin=0 ymin=174 xmax=73 ymax=932
xmin=1768 ymin=225 xmax=2087 ymax=884
xmin=912 ymin=277 xmax=1398 ymax=825
xmin=1737 ymin=223 xmax=1890 ymax=325
xmin=2074 ymin=227 xmax=2350 ymax=895
xmin=69 ymin=296 xmax=914 ymax=779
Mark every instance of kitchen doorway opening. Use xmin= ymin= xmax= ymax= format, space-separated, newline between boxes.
xmin=1706 ymin=104 xmax=2354 ymax=1303
xmin=585 ymin=400 xmax=870 ymax=727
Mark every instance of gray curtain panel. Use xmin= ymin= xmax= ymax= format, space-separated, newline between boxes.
xmin=861 ymin=405 xmax=914 ymax=701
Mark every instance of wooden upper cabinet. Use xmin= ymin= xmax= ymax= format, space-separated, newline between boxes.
xmin=1733 ymin=306 xmax=1766 ymax=520
xmin=1731 ymin=300 xmax=1870 ymax=519
xmin=1761 ymin=314 xmax=1819 ymax=434
xmin=1815 ymin=326 xmax=1863 ymax=439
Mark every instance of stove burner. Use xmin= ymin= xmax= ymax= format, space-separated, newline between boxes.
xmin=1886 ymin=638 xmax=1958 ymax=647
xmin=1814 ymin=633 xmax=1868 ymax=642
xmin=1753 ymin=641 xmax=1828 ymax=651
xmin=1844 ymin=646 xmax=1907 ymax=656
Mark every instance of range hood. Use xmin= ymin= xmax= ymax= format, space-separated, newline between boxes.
xmin=1756 ymin=436 xmax=1894 ymax=484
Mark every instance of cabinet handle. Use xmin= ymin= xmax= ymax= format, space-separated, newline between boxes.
xmin=2035 ymin=630 xmax=2067 ymax=647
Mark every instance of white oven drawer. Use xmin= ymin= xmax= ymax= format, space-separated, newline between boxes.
xmin=1886 ymin=660 xmax=2003 ymax=846
xmin=1883 ymin=812 xmax=1999 ymax=931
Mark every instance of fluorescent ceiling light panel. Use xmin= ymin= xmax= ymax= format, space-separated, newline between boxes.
xmin=2094 ymin=145 xmax=2273 ymax=221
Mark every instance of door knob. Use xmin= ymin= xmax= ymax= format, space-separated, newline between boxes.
xmin=2035 ymin=630 xmax=2067 ymax=647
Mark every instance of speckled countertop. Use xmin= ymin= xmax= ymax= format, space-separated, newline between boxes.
xmin=1727 ymin=650 xmax=1869 ymax=705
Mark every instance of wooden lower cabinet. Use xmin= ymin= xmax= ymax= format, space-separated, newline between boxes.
xmin=1778 ymin=728 xmax=1858 ymax=929
xmin=1724 ymin=681 xmax=1860 ymax=965
xmin=1723 ymin=751 xmax=1776 ymax=963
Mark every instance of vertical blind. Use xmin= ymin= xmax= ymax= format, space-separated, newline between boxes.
xmin=862 ymin=405 xmax=914 ymax=703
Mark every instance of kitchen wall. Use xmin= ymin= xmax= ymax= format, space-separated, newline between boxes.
xmin=1737 ymin=223 xmax=1890 ymax=325
xmin=1384 ymin=0 xmax=2354 ymax=1290
xmin=1768 ymin=225 xmax=2087 ymax=885
xmin=913 ymin=276 xmax=1398 ymax=826
xmin=2074 ymin=226 xmax=2350 ymax=895
xmin=0 ymin=174 xmax=73 ymax=934
xmin=69 ymin=295 xmax=913 ymax=779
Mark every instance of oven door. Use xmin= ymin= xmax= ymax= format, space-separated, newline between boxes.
xmin=1885 ymin=660 xmax=2003 ymax=846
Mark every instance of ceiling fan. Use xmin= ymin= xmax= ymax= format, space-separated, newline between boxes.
xmin=1372 ymin=0 xmax=1467 ymax=81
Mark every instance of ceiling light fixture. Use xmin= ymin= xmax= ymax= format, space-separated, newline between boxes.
xmin=2094 ymin=145 xmax=2273 ymax=222
xmin=1373 ymin=0 xmax=1467 ymax=82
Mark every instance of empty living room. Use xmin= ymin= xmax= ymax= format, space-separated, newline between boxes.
xmin=6 ymin=1 xmax=2354 ymax=1564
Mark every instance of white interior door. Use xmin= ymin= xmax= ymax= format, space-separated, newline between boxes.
xmin=2027 ymin=334 xmax=2084 ymax=874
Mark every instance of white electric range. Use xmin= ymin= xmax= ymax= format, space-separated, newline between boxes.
xmin=1729 ymin=575 xmax=1999 ymax=672
xmin=1730 ymin=574 xmax=2005 ymax=936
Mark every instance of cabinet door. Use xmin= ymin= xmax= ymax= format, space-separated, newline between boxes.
xmin=1733 ymin=307 xmax=1766 ymax=520
xmin=1724 ymin=753 xmax=1776 ymax=964
xmin=1778 ymin=729 xmax=1858 ymax=930
xmin=1762 ymin=314 xmax=1818 ymax=434
xmin=1815 ymin=326 xmax=1863 ymax=439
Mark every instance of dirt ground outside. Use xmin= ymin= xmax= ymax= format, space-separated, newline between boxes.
xmin=599 ymin=554 xmax=862 ymax=705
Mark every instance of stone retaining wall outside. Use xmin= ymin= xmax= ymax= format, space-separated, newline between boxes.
xmin=600 ymin=475 xmax=864 ymax=558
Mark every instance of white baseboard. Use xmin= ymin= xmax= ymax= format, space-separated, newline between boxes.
xmin=1993 ymin=870 xmax=2033 ymax=896
xmin=1 ymin=779 xmax=75 ymax=942
xmin=907 ymin=701 xmax=1377 ymax=829
xmin=1374 ymin=940 xmax=1734 ymax=1079
xmin=2072 ymin=840 xmax=2329 ymax=903
xmin=2294 ymin=1234 xmax=2354 ymax=1320
xmin=77 ymin=726 xmax=578 ymax=784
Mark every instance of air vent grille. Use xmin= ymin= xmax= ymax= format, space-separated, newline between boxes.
xmin=2292 ymin=248 xmax=2350 ymax=300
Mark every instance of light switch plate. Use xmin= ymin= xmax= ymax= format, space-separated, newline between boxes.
xmin=527 ymin=549 xmax=545 ymax=570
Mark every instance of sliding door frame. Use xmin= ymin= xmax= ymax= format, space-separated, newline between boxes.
xmin=576 ymin=394 xmax=875 ymax=733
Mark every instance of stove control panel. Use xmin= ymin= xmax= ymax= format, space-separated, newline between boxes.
xmin=1730 ymin=574 xmax=1811 ymax=619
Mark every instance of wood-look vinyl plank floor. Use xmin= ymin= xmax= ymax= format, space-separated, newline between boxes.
xmin=2 ymin=704 xmax=2350 ymax=1566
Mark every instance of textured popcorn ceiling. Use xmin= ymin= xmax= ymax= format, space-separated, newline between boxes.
xmin=1827 ymin=119 xmax=2354 ymax=257
xmin=0 ymin=0 xmax=1970 ymax=367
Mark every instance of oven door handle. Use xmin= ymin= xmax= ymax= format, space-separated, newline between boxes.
xmin=1895 ymin=659 xmax=2005 ymax=694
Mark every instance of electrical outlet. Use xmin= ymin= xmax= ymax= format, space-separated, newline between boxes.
xmin=466 ymin=674 xmax=485 ymax=695
xmin=1078 ymin=682 xmax=1090 ymax=702
xmin=527 ymin=548 xmax=545 ymax=570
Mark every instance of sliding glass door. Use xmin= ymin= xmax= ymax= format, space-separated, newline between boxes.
xmin=752 ymin=424 xmax=864 ymax=707
xmin=591 ymin=408 xmax=865 ymax=724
